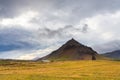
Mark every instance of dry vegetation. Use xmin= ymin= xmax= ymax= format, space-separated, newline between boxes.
xmin=0 ymin=60 xmax=120 ymax=80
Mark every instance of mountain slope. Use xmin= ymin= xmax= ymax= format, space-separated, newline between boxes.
xmin=102 ymin=50 xmax=120 ymax=59
xmin=38 ymin=38 xmax=105 ymax=61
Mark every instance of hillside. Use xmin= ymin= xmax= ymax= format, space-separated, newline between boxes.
xmin=102 ymin=50 xmax=120 ymax=59
xmin=39 ymin=38 xmax=106 ymax=61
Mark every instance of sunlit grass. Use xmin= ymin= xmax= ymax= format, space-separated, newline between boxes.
xmin=0 ymin=60 xmax=120 ymax=80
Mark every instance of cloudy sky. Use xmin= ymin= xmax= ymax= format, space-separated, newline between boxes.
xmin=0 ymin=0 xmax=120 ymax=60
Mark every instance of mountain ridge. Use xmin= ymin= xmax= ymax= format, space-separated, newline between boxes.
xmin=102 ymin=50 xmax=120 ymax=59
xmin=38 ymin=38 xmax=106 ymax=61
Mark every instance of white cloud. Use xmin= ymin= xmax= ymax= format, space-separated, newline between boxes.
xmin=80 ymin=11 xmax=120 ymax=43
xmin=0 ymin=11 xmax=39 ymax=30
xmin=17 ymin=46 xmax=59 ymax=60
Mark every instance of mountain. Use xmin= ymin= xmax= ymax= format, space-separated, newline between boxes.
xmin=38 ymin=38 xmax=106 ymax=61
xmin=102 ymin=50 xmax=120 ymax=59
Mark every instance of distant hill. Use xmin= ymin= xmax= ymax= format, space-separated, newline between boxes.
xmin=38 ymin=38 xmax=106 ymax=61
xmin=102 ymin=50 xmax=120 ymax=59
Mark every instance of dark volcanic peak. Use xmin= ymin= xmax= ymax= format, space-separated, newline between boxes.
xmin=38 ymin=38 xmax=106 ymax=61
xmin=65 ymin=38 xmax=84 ymax=47
xmin=58 ymin=38 xmax=85 ymax=51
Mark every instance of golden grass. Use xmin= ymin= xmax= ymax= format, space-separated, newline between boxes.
xmin=0 ymin=60 xmax=120 ymax=80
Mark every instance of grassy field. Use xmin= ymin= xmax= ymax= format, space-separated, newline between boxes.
xmin=0 ymin=60 xmax=120 ymax=80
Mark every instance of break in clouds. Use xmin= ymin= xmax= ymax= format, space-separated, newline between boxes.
xmin=0 ymin=0 xmax=120 ymax=60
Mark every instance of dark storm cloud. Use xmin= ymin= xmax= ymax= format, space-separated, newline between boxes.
xmin=0 ymin=0 xmax=54 ymax=18
xmin=0 ymin=28 xmax=39 ymax=52
xmin=37 ymin=24 xmax=88 ymax=39
xmin=1 ymin=0 xmax=120 ymax=19
xmin=49 ymin=0 xmax=120 ymax=24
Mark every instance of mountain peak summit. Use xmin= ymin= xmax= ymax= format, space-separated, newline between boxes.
xmin=70 ymin=38 xmax=76 ymax=41
xmin=71 ymin=38 xmax=75 ymax=40
xmin=66 ymin=38 xmax=83 ymax=47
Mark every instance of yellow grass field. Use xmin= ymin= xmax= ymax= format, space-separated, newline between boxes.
xmin=0 ymin=60 xmax=120 ymax=80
